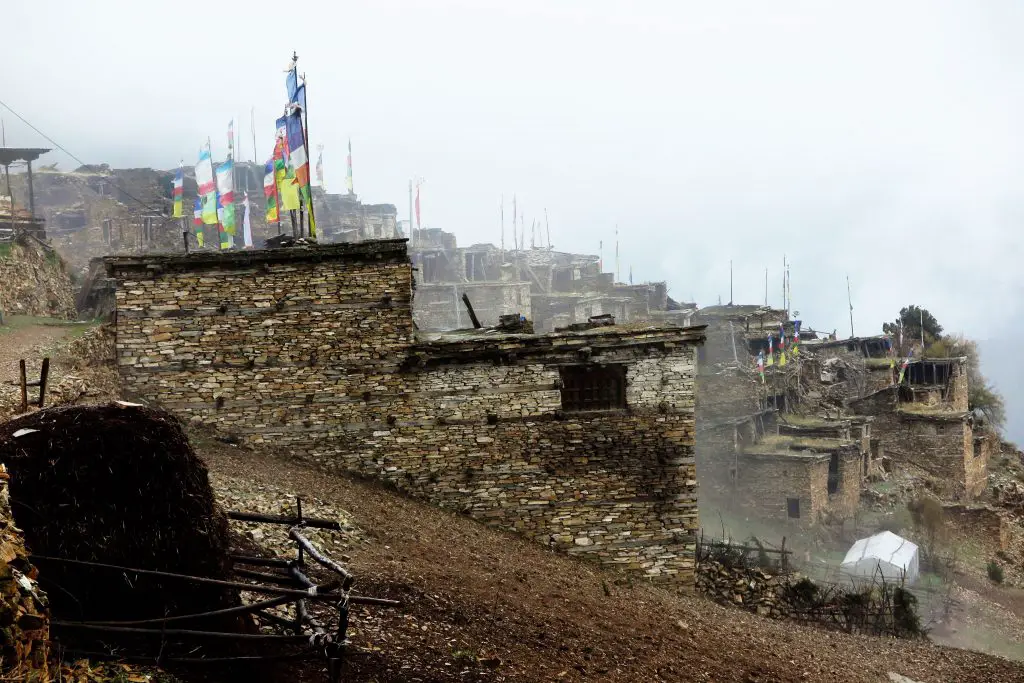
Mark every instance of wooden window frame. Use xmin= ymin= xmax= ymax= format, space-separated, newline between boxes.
xmin=559 ymin=364 xmax=627 ymax=412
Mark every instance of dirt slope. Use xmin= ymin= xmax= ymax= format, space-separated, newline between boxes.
xmin=198 ymin=437 xmax=1024 ymax=683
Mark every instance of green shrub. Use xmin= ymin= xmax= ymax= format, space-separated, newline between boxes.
xmin=987 ymin=561 xmax=1004 ymax=584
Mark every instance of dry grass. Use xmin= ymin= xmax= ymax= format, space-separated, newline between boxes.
xmin=898 ymin=402 xmax=960 ymax=417
xmin=753 ymin=433 xmax=847 ymax=453
xmin=865 ymin=357 xmax=896 ymax=369
xmin=780 ymin=414 xmax=837 ymax=428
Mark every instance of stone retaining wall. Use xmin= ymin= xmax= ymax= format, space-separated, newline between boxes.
xmin=105 ymin=242 xmax=704 ymax=587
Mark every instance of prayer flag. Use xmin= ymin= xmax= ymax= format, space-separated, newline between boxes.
xmin=778 ymin=323 xmax=787 ymax=366
xmin=216 ymin=160 xmax=236 ymax=235
xmin=792 ymin=320 xmax=801 ymax=356
xmin=346 ymin=138 xmax=354 ymax=193
xmin=415 ymin=183 xmax=421 ymax=229
xmin=898 ymin=350 xmax=914 ymax=385
xmin=172 ymin=164 xmax=184 ymax=218
xmin=192 ymin=198 xmax=205 ymax=247
xmin=757 ymin=350 xmax=765 ymax=383
xmin=285 ymin=112 xmax=309 ymax=188
xmin=279 ymin=165 xmax=301 ymax=211
xmin=242 ymin=192 xmax=253 ymax=248
xmin=196 ymin=146 xmax=219 ymax=225
xmin=263 ymin=160 xmax=279 ymax=222
xmin=766 ymin=335 xmax=775 ymax=367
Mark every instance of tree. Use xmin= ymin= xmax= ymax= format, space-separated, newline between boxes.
xmin=883 ymin=305 xmax=943 ymax=352
xmin=924 ymin=334 xmax=1006 ymax=430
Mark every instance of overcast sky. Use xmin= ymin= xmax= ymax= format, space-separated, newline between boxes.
xmin=4 ymin=0 xmax=1023 ymax=344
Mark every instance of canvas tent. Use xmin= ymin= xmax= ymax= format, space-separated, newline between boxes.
xmin=840 ymin=531 xmax=919 ymax=585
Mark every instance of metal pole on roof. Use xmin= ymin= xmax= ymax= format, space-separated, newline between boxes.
xmin=847 ymin=275 xmax=855 ymax=338
xmin=729 ymin=259 xmax=733 ymax=305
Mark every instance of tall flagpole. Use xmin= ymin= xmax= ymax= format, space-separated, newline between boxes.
xmin=300 ymin=69 xmax=316 ymax=240
xmin=250 ymin=106 xmax=257 ymax=164
xmin=847 ymin=275 xmax=855 ymax=338
xmin=209 ymin=137 xmax=223 ymax=251
xmin=615 ymin=225 xmax=620 ymax=283
xmin=545 ymin=208 xmax=551 ymax=249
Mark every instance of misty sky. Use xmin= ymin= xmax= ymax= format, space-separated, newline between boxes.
xmin=4 ymin=2 xmax=1024 ymax=340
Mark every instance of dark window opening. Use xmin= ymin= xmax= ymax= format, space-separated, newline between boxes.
xmin=898 ymin=386 xmax=914 ymax=403
xmin=827 ymin=453 xmax=840 ymax=494
xmin=766 ymin=393 xmax=786 ymax=412
xmin=746 ymin=338 xmax=771 ymax=355
xmin=787 ymin=498 xmax=800 ymax=519
xmin=904 ymin=361 xmax=951 ymax=387
xmin=864 ymin=340 xmax=887 ymax=358
xmin=846 ymin=342 xmax=857 ymax=352
xmin=560 ymin=364 xmax=627 ymax=412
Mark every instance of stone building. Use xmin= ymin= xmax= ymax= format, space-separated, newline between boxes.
xmin=313 ymin=189 xmax=399 ymax=242
xmin=898 ymin=357 xmax=969 ymax=412
xmin=848 ymin=386 xmax=986 ymax=500
xmin=409 ymin=228 xmax=680 ymax=332
xmin=698 ymin=411 xmax=863 ymax=525
xmin=104 ymin=241 xmax=705 ymax=587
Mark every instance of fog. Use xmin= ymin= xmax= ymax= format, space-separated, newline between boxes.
xmin=4 ymin=1 xmax=1024 ymax=432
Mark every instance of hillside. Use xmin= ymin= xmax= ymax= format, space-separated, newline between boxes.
xmin=0 ymin=237 xmax=76 ymax=319
xmin=198 ymin=433 xmax=1024 ymax=683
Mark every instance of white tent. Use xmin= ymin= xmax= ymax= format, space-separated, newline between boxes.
xmin=840 ymin=531 xmax=919 ymax=585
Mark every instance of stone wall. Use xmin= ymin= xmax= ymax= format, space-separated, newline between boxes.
xmin=830 ymin=444 xmax=863 ymax=521
xmin=871 ymin=411 xmax=982 ymax=500
xmin=735 ymin=452 xmax=829 ymax=524
xmin=106 ymin=242 xmax=704 ymax=587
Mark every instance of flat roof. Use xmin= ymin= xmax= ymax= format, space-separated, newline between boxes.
xmin=0 ymin=148 xmax=51 ymax=165
xmin=408 ymin=324 xmax=706 ymax=366
xmin=104 ymin=239 xmax=409 ymax=275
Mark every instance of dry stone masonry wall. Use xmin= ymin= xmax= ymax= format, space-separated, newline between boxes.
xmin=106 ymin=242 xmax=705 ymax=587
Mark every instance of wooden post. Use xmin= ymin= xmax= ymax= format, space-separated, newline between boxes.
xmin=37 ymin=358 xmax=49 ymax=408
xmin=18 ymin=360 xmax=27 ymax=413
xmin=461 ymin=293 xmax=482 ymax=329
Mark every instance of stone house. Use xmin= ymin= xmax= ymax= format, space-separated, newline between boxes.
xmin=104 ymin=241 xmax=705 ymax=587
xmin=699 ymin=412 xmax=862 ymax=525
xmin=735 ymin=438 xmax=861 ymax=525
xmin=848 ymin=387 xmax=986 ymax=500
xmin=898 ymin=357 xmax=969 ymax=412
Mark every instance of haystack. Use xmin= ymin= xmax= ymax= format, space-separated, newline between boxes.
xmin=0 ymin=403 xmax=237 ymax=623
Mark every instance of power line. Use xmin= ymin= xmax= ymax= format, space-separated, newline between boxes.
xmin=0 ymin=97 xmax=164 ymax=214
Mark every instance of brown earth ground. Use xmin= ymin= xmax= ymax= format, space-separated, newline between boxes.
xmin=197 ymin=431 xmax=1024 ymax=683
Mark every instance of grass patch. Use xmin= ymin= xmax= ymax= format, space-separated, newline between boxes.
xmin=0 ymin=315 xmax=94 ymax=334
xmin=780 ymin=414 xmax=836 ymax=428
xmin=746 ymin=433 xmax=848 ymax=456
xmin=0 ymin=242 xmax=11 ymax=259
xmin=898 ymin=403 xmax=959 ymax=417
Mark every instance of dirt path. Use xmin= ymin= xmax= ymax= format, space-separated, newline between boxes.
xmin=0 ymin=323 xmax=70 ymax=384
xmin=197 ymin=435 xmax=1024 ymax=683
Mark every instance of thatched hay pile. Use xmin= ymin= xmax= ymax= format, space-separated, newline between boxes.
xmin=0 ymin=404 xmax=237 ymax=624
